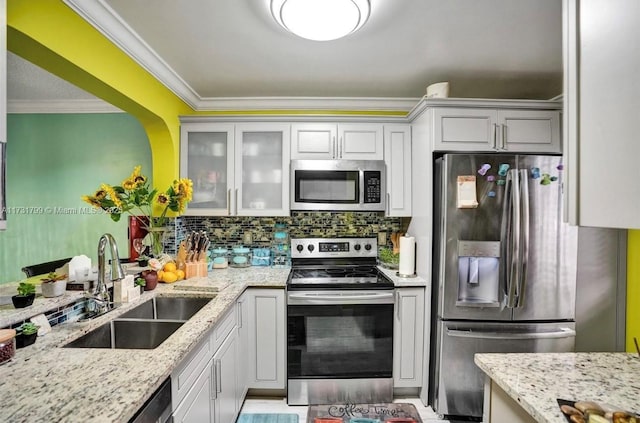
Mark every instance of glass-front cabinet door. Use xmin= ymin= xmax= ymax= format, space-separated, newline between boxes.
xmin=180 ymin=123 xmax=234 ymax=215
xmin=235 ymin=123 xmax=290 ymax=216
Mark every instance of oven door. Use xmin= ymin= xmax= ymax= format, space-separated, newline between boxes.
xmin=287 ymin=290 xmax=394 ymax=379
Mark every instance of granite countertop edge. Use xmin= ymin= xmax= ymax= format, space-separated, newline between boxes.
xmin=475 ymin=352 xmax=640 ymax=423
xmin=0 ymin=267 xmax=290 ymax=423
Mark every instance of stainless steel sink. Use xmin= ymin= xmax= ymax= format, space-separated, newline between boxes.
xmin=118 ymin=296 xmax=212 ymax=320
xmin=63 ymin=320 xmax=185 ymax=349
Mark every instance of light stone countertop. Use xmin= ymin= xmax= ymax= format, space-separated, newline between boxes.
xmin=0 ymin=266 xmax=290 ymax=423
xmin=377 ymin=266 xmax=428 ymax=287
xmin=0 ymin=264 xmax=424 ymax=422
xmin=474 ymin=352 xmax=640 ymax=423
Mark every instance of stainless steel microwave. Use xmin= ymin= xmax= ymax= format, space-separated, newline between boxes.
xmin=290 ymin=160 xmax=386 ymax=211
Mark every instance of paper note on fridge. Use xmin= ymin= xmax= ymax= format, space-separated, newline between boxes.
xmin=457 ymin=175 xmax=479 ymax=208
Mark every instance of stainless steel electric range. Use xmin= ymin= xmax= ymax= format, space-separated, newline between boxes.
xmin=286 ymin=237 xmax=395 ymax=406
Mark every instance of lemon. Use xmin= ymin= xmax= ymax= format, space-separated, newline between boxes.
xmin=175 ymin=269 xmax=185 ymax=280
xmin=163 ymin=262 xmax=177 ymax=273
xmin=162 ymin=272 xmax=178 ymax=283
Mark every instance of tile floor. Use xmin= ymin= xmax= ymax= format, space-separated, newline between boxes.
xmin=239 ymin=397 xmax=449 ymax=423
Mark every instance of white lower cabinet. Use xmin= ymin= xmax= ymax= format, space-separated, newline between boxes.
xmin=213 ymin=329 xmax=239 ymax=423
xmin=245 ymin=288 xmax=286 ymax=389
xmin=236 ymin=293 xmax=249 ymax=406
xmin=173 ymin=358 xmax=215 ymax=423
xmin=171 ymin=307 xmax=241 ymax=423
xmin=393 ymin=287 xmax=425 ymax=388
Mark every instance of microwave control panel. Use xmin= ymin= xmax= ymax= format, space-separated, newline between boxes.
xmin=363 ymin=171 xmax=381 ymax=203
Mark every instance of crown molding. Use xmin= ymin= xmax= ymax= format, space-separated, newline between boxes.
xmin=63 ymin=0 xmax=201 ymax=108
xmin=407 ymin=96 xmax=563 ymax=121
xmin=196 ymin=96 xmax=420 ymax=112
xmin=8 ymin=99 xmax=123 ymax=114
xmin=62 ymin=0 xmax=420 ymax=113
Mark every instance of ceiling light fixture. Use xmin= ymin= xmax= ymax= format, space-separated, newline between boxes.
xmin=271 ymin=0 xmax=370 ymax=42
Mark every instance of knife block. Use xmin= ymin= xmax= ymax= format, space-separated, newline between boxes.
xmin=184 ymin=260 xmax=207 ymax=279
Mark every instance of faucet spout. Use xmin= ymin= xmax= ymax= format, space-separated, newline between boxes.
xmin=95 ymin=233 xmax=125 ymax=303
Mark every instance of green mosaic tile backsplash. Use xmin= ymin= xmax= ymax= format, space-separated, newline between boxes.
xmin=176 ymin=212 xmax=406 ymax=249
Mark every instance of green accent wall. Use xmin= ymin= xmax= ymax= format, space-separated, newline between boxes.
xmin=0 ymin=113 xmax=151 ymax=283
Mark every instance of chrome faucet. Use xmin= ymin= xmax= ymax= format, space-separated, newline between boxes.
xmin=93 ymin=233 xmax=125 ymax=304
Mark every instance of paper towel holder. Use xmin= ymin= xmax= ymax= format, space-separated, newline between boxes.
xmin=396 ymin=271 xmax=417 ymax=278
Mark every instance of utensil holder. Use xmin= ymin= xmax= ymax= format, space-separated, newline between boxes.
xmin=184 ymin=261 xmax=208 ymax=279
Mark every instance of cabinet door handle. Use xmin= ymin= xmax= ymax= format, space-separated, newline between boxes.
xmin=211 ymin=361 xmax=217 ymax=400
xmin=339 ymin=137 xmax=343 ymax=158
xmin=491 ymin=123 xmax=498 ymax=150
xmin=215 ymin=359 xmax=222 ymax=393
xmin=386 ymin=192 xmax=390 ymax=215
xmin=235 ymin=188 xmax=239 ymax=215
xmin=501 ymin=124 xmax=507 ymax=150
xmin=226 ymin=189 xmax=231 ymax=216
xmin=396 ymin=291 xmax=400 ymax=319
xmin=237 ymin=300 xmax=243 ymax=328
xmin=332 ymin=136 xmax=336 ymax=159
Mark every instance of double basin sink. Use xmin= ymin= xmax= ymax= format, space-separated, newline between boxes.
xmin=63 ymin=296 xmax=212 ymax=350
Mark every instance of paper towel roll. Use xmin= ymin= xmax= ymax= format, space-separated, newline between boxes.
xmin=398 ymin=236 xmax=415 ymax=276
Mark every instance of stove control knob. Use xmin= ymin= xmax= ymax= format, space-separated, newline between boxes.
xmin=296 ymin=244 xmax=304 ymax=252
xmin=354 ymin=244 xmax=361 ymax=251
xmin=364 ymin=243 xmax=372 ymax=251
xmin=307 ymin=244 xmax=315 ymax=252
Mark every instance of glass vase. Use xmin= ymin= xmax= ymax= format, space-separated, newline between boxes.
xmin=147 ymin=227 xmax=169 ymax=258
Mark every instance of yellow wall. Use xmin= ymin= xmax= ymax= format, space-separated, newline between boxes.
xmin=627 ymin=230 xmax=640 ymax=352
xmin=6 ymin=0 xmax=193 ymax=189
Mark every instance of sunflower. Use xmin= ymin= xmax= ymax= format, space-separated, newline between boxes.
xmin=81 ymin=195 xmax=102 ymax=209
xmin=156 ymin=193 xmax=169 ymax=205
xmin=101 ymin=184 xmax=123 ymax=210
xmin=122 ymin=178 xmax=137 ymax=190
xmin=174 ymin=178 xmax=193 ymax=202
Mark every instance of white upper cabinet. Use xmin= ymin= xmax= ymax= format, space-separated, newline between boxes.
xmin=235 ymin=123 xmax=290 ymax=216
xmin=291 ymin=123 xmax=383 ymax=160
xmin=431 ymin=105 xmax=560 ymax=153
xmin=180 ymin=122 xmax=290 ymax=216
xmin=563 ymin=0 xmax=640 ymax=229
xmin=181 ymin=123 xmax=235 ymax=216
xmin=384 ymin=124 xmax=412 ymax=217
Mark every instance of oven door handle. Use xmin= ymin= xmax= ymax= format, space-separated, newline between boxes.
xmin=287 ymin=292 xmax=394 ymax=305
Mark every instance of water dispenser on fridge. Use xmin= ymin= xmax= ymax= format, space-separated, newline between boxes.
xmin=456 ymin=240 xmax=501 ymax=307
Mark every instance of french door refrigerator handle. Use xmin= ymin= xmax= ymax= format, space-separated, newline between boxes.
xmin=502 ymin=170 xmax=518 ymax=308
xmin=511 ymin=169 xmax=522 ymax=308
xmin=517 ymin=168 xmax=530 ymax=308
xmin=447 ymin=327 xmax=576 ymax=340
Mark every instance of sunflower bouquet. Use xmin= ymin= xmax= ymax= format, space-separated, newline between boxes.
xmin=82 ymin=166 xmax=193 ymax=256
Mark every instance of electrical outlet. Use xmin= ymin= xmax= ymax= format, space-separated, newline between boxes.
xmin=243 ymin=232 xmax=252 ymax=245
xmin=378 ymin=232 xmax=387 ymax=246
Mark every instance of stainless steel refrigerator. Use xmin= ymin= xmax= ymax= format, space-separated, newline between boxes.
xmin=429 ymin=153 xmax=578 ymax=420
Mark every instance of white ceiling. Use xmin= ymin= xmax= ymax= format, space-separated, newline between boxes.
xmin=7 ymin=0 xmax=563 ymax=112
